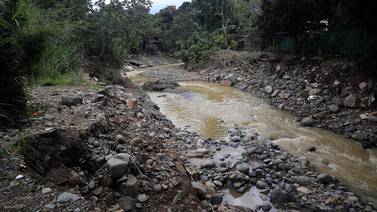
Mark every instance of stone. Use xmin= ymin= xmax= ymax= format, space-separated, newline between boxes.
xmin=44 ymin=203 xmax=55 ymax=210
xmin=107 ymin=153 xmax=131 ymax=178
xmin=57 ymin=192 xmax=81 ymax=203
xmin=317 ymin=174 xmax=335 ymax=184
xmin=69 ymin=170 xmax=82 ymax=185
xmin=256 ymin=180 xmax=268 ymax=189
xmin=217 ymin=206 xmax=229 ymax=212
xmin=42 ymin=187 xmax=53 ymax=194
xmin=264 ymin=86 xmax=273 ymax=94
xmin=61 ymin=96 xmax=82 ymax=107
xmin=95 ymin=113 xmax=110 ymax=131
xmin=230 ymin=135 xmax=241 ymax=142
xmin=309 ymin=88 xmax=321 ymax=96
xmin=191 ymin=181 xmax=208 ymax=200
xmin=201 ymin=160 xmax=215 ymax=169
xmin=297 ymin=186 xmax=311 ymax=194
xmin=301 ymin=117 xmax=314 ymax=127
xmin=120 ymin=174 xmax=139 ymax=197
xmin=306 ymin=145 xmax=316 ymax=152
xmin=224 ymin=74 xmax=239 ymax=85
xmin=343 ymin=94 xmax=357 ymax=108
xmin=258 ymin=202 xmax=272 ymax=211
xmin=124 ymin=66 xmax=134 ymax=72
xmin=142 ymin=79 xmax=180 ymax=91
xmin=116 ymin=134 xmax=126 ymax=144
xmin=119 ymin=196 xmax=135 ymax=211
xmin=328 ymin=104 xmax=340 ymax=113
xmin=359 ymin=82 xmax=367 ymax=90
xmin=269 ymin=187 xmax=292 ymax=203
xmin=295 ymin=176 xmax=311 ymax=186
xmin=137 ymin=194 xmax=148 ymax=202
xmin=236 ymin=163 xmax=249 ymax=174
xmin=210 ymin=194 xmax=224 ymax=205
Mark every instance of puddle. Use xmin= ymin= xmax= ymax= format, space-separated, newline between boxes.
xmin=222 ymin=187 xmax=276 ymax=211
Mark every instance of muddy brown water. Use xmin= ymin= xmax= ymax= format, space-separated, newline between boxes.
xmin=128 ymin=71 xmax=377 ymax=207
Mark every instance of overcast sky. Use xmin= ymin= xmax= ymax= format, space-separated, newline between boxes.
xmin=96 ymin=0 xmax=188 ymax=14
xmin=150 ymin=0 xmax=188 ymax=14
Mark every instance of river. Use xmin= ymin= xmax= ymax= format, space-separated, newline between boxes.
xmin=128 ymin=69 xmax=377 ymax=207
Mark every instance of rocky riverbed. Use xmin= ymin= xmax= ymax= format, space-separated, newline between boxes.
xmin=200 ymin=50 xmax=377 ymax=148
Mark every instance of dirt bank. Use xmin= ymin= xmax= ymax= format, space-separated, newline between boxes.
xmin=200 ymin=50 xmax=377 ymax=148
xmin=0 ymin=81 xmax=200 ymax=211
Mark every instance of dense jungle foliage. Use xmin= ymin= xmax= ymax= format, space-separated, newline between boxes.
xmin=1 ymin=0 xmax=376 ymax=126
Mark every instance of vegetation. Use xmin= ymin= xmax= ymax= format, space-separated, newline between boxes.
xmin=1 ymin=0 xmax=376 ymax=127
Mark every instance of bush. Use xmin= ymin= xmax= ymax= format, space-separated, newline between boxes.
xmin=180 ymin=31 xmax=220 ymax=70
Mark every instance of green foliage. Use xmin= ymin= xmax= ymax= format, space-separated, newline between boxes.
xmin=181 ymin=31 xmax=220 ymax=70
xmin=36 ymin=70 xmax=86 ymax=86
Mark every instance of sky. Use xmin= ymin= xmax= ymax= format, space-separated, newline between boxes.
xmin=150 ymin=0 xmax=188 ymax=14
xmin=95 ymin=0 xmax=188 ymax=14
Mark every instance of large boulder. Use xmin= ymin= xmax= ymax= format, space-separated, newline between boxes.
xmin=107 ymin=153 xmax=132 ymax=179
xmin=269 ymin=187 xmax=293 ymax=203
xmin=61 ymin=96 xmax=83 ymax=107
xmin=142 ymin=79 xmax=179 ymax=91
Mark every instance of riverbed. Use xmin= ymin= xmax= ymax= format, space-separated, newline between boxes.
xmin=128 ymin=69 xmax=377 ymax=207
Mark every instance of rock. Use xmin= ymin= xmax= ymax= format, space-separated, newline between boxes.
xmin=224 ymin=74 xmax=239 ymax=85
xmin=116 ymin=134 xmax=126 ymax=144
xmin=139 ymin=64 xmax=148 ymax=68
xmin=236 ymin=163 xmax=249 ymax=174
xmin=230 ymin=135 xmax=241 ymax=142
xmin=61 ymin=96 xmax=82 ymax=107
xmin=191 ymin=181 xmax=208 ymax=200
xmin=142 ymin=79 xmax=180 ymax=91
xmin=271 ymin=90 xmax=280 ymax=97
xmin=301 ymin=117 xmax=314 ymax=127
xmin=343 ymin=94 xmax=357 ymax=108
xmin=42 ymin=187 xmax=53 ymax=194
xmin=317 ymin=174 xmax=335 ymax=184
xmin=57 ymin=192 xmax=81 ymax=203
xmin=44 ymin=203 xmax=55 ymax=210
xmin=264 ymin=86 xmax=273 ymax=94
xmin=217 ymin=206 xmax=229 ymax=212
xmin=256 ymin=180 xmax=268 ymax=189
xmin=295 ymin=176 xmax=311 ymax=186
xmin=297 ymin=186 xmax=311 ymax=194
xmin=69 ymin=170 xmax=82 ymax=185
xmin=124 ymin=66 xmax=134 ymax=72
xmin=119 ymin=196 xmax=135 ymax=211
xmin=201 ymin=160 xmax=215 ymax=169
xmin=210 ymin=194 xmax=224 ymax=205
xmin=269 ymin=187 xmax=292 ymax=203
xmin=95 ymin=113 xmax=110 ymax=131
xmin=328 ymin=104 xmax=340 ymax=113
xmin=137 ymin=194 xmax=148 ymax=202
xmin=120 ymin=174 xmax=139 ymax=197
xmin=359 ymin=82 xmax=367 ymax=90
xmin=306 ymin=145 xmax=316 ymax=152
xmin=107 ymin=153 xmax=132 ymax=178
xmin=258 ymin=202 xmax=272 ymax=211
xmin=309 ymin=88 xmax=321 ymax=96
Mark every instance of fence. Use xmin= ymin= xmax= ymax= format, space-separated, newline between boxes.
xmin=272 ymin=29 xmax=366 ymax=56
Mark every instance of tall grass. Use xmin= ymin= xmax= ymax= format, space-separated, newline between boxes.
xmin=19 ymin=1 xmax=88 ymax=84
